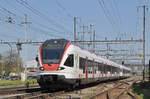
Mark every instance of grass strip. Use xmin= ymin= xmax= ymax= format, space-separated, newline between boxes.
xmin=0 ymin=79 xmax=37 ymax=86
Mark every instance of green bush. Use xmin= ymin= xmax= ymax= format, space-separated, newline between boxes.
xmin=131 ymin=82 xmax=150 ymax=99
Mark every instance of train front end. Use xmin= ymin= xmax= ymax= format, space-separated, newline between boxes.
xmin=37 ymin=39 xmax=71 ymax=88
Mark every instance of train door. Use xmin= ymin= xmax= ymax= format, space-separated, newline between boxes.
xmin=102 ymin=63 xmax=104 ymax=78
xmin=99 ymin=63 xmax=103 ymax=78
xmin=74 ymin=53 xmax=79 ymax=78
xmin=74 ymin=53 xmax=79 ymax=70
xmin=92 ymin=60 xmax=95 ymax=78
xmin=104 ymin=64 xmax=107 ymax=77
xmin=85 ymin=57 xmax=88 ymax=78
xmin=120 ymin=67 xmax=123 ymax=77
xmin=111 ymin=65 xmax=112 ymax=77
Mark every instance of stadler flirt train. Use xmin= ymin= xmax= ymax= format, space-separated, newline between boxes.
xmin=36 ymin=39 xmax=131 ymax=89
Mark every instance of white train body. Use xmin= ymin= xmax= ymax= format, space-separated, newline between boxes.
xmin=37 ymin=39 xmax=131 ymax=88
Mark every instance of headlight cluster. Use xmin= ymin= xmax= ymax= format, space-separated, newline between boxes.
xmin=39 ymin=67 xmax=44 ymax=71
xmin=57 ymin=67 xmax=65 ymax=70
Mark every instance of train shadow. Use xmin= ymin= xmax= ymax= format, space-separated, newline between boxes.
xmin=25 ymin=78 xmax=126 ymax=94
xmin=66 ymin=78 xmax=125 ymax=92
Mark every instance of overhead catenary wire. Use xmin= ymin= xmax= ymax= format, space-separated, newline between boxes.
xmin=29 ymin=25 xmax=62 ymax=39
xmin=4 ymin=0 xmax=28 ymax=20
xmin=107 ymin=0 xmax=121 ymax=34
xmin=2 ymin=1 xmax=58 ymax=31
xmin=0 ymin=4 xmax=24 ymax=26
xmin=30 ymin=24 xmax=72 ymax=39
xmin=112 ymin=0 xmax=122 ymax=36
xmin=32 ymin=20 xmax=71 ymax=36
xmin=1 ymin=7 xmax=16 ymax=16
xmin=55 ymin=0 xmax=73 ymax=18
xmin=112 ymin=0 xmax=122 ymax=26
xmin=0 ymin=33 xmax=19 ymax=39
xmin=30 ymin=26 xmax=72 ymax=41
xmin=15 ymin=0 xmax=72 ymax=33
xmin=97 ymin=0 xmax=117 ymax=32
xmin=99 ymin=0 xmax=116 ymax=25
xmin=1 ymin=0 xmax=72 ymax=39
xmin=0 ymin=8 xmax=22 ymax=39
xmin=55 ymin=0 xmax=74 ymax=30
xmin=15 ymin=0 xmax=73 ymax=37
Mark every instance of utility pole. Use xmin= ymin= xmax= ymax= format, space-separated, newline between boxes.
xmin=90 ymin=24 xmax=95 ymax=52
xmin=22 ymin=14 xmax=31 ymax=80
xmin=93 ymin=30 xmax=96 ymax=52
xmin=1 ymin=57 xmax=4 ymax=79
xmin=105 ymin=37 xmax=109 ymax=59
xmin=74 ymin=16 xmax=77 ymax=42
xmin=24 ymin=14 xmax=28 ymax=80
xmin=90 ymin=24 xmax=94 ymax=41
xmin=16 ymin=40 xmax=22 ymax=80
xmin=149 ymin=59 xmax=150 ymax=82
xmin=80 ymin=24 xmax=88 ymax=48
xmin=143 ymin=5 xmax=146 ymax=81
xmin=137 ymin=5 xmax=147 ymax=81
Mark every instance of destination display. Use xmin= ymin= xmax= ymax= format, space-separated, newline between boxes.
xmin=43 ymin=43 xmax=66 ymax=49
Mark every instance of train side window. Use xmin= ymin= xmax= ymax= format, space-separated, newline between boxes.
xmin=79 ymin=57 xmax=85 ymax=69
xmin=64 ymin=54 xmax=74 ymax=67
xmin=112 ymin=66 xmax=115 ymax=74
xmin=104 ymin=64 xmax=106 ymax=73
xmin=108 ymin=65 xmax=111 ymax=72
xmin=98 ymin=63 xmax=100 ymax=71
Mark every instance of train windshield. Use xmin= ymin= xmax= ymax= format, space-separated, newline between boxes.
xmin=41 ymin=39 xmax=69 ymax=64
xmin=42 ymin=49 xmax=64 ymax=64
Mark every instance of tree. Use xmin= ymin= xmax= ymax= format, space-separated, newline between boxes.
xmin=0 ymin=54 xmax=2 ymax=75
xmin=2 ymin=50 xmax=23 ymax=76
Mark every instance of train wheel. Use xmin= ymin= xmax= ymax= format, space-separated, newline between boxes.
xmin=72 ymin=84 xmax=76 ymax=89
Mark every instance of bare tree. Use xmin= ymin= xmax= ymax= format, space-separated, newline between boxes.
xmin=2 ymin=50 xmax=22 ymax=76
xmin=0 ymin=54 xmax=2 ymax=75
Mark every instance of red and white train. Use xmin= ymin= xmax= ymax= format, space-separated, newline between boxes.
xmin=36 ymin=39 xmax=131 ymax=89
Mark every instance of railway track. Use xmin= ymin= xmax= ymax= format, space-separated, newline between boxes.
xmin=49 ymin=77 xmax=140 ymax=99
xmin=89 ymin=78 xmax=140 ymax=99
xmin=0 ymin=77 xmax=140 ymax=99
xmin=0 ymin=88 xmax=52 ymax=99
xmin=0 ymin=84 xmax=40 ymax=95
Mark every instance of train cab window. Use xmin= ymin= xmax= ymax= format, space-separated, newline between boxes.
xmin=64 ymin=54 xmax=74 ymax=67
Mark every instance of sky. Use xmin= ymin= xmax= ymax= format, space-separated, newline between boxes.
xmin=0 ymin=0 xmax=150 ymax=64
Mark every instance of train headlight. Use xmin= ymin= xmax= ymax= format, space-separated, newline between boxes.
xmin=57 ymin=67 xmax=65 ymax=70
xmin=39 ymin=67 xmax=44 ymax=71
